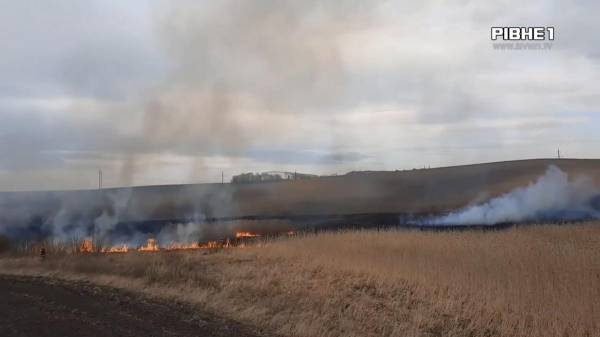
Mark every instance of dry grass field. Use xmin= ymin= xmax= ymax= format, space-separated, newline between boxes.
xmin=2 ymin=223 xmax=599 ymax=337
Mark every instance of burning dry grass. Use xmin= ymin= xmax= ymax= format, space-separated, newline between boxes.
xmin=1 ymin=224 xmax=600 ymax=337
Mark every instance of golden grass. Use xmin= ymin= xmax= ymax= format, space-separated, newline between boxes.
xmin=2 ymin=224 xmax=600 ymax=337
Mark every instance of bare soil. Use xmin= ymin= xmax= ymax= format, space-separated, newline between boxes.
xmin=0 ymin=274 xmax=268 ymax=337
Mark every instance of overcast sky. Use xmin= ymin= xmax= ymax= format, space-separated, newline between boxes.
xmin=1 ymin=0 xmax=599 ymax=191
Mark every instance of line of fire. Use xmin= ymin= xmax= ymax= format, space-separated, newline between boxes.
xmin=76 ymin=230 xmax=294 ymax=254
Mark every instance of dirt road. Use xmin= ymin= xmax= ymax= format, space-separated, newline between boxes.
xmin=0 ymin=275 xmax=266 ymax=337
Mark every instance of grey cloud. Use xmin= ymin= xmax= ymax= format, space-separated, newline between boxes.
xmin=0 ymin=0 xmax=164 ymax=99
xmin=1 ymin=0 xmax=600 ymax=190
xmin=320 ymin=151 xmax=369 ymax=163
xmin=59 ymin=38 xmax=166 ymax=100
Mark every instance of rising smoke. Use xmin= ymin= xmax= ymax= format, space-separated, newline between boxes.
xmin=0 ymin=181 xmax=293 ymax=247
xmin=119 ymin=0 xmax=380 ymax=185
xmin=426 ymin=165 xmax=600 ymax=225
xmin=3 ymin=164 xmax=599 ymax=246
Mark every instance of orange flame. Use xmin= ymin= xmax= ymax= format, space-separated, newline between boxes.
xmin=164 ymin=242 xmax=200 ymax=251
xmin=138 ymin=238 xmax=159 ymax=252
xmin=235 ymin=231 xmax=260 ymax=238
xmin=160 ymin=241 xmax=223 ymax=251
xmin=88 ymin=229 xmax=287 ymax=255
xmin=203 ymin=240 xmax=220 ymax=249
xmin=79 ymin=238 xmax=94 ymax=253
xmin=101 ymin=244 xmax=129 ymax=253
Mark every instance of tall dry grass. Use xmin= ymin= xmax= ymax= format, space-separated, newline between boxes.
xmin=1 ymin=224 xmax=599 ymax=337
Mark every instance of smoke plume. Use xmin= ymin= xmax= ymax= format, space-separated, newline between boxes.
xmin=116 ymin=0 xmax=381 ymax=185
xmin=427 ymin=165 xmax=600 ymax=225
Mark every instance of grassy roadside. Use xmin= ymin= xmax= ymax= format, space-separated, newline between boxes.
xmin=2 ymin=224 xmax=599 ymax=337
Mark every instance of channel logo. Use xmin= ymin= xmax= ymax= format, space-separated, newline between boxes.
xmin=491 ymin=27 xmax=555 ymax=41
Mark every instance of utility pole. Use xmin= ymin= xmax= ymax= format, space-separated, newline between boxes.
xmin=221 ymin=171 xmax=224 ymax=184
xmin=557 ymin=147 xmax=561 ymax=159
xmin=95 ymin=169 xmax=103 ymax=252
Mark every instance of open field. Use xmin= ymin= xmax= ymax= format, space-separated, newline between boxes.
xmin=2 ymin=223 xmax=599 ymax=337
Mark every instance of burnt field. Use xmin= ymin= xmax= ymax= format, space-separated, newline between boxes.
xmin=2 ymin=158 xmax=600 ymax=246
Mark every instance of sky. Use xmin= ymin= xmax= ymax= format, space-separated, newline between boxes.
xmin=1 ymin=0 xmax=599 ymax=191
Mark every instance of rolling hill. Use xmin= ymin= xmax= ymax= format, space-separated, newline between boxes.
xmin=1 ymin=158 xmax=599 ymax=240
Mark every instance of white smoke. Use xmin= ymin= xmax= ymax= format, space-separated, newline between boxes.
xmin=156 ymin=222 xmax=201 ymax=245
xmin=93 ymin=188 xmax=132 ymax=239
xmin=428 ymin=165 xmax=600 ymax=225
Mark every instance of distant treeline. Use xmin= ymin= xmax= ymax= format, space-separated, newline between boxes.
xmin=231 ymin=171 xmax=318 ymax=184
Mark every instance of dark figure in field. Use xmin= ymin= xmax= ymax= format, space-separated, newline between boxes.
xmin=40 ymin=247 xmax=46 ymax=260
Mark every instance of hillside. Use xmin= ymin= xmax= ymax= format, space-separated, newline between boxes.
xmin=1 ymin=159 xmax=600 ymax=239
